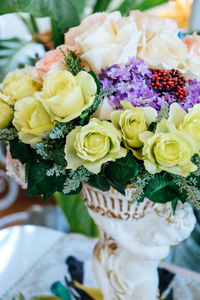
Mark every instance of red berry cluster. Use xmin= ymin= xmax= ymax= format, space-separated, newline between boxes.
xmin=150 ymin=69 xmax=187 ymax=102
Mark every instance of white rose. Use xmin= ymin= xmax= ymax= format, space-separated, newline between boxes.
xmin=138 ymin=29 xmax=188 ymax=71
xmin=74 ymin=12 xmax=142 ymax=73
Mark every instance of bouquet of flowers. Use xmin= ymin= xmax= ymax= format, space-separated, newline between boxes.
xmin=1 ymin=10 xmax=200 ymax=213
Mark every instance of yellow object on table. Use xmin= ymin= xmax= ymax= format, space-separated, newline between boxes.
xmin=158 ymin=0 xmax=193 ymax=29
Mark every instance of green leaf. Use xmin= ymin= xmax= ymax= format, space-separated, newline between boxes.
xmin=9 ymin=140 xmax=31 ymax=164
xmin=55 ymin=192 xmax=99 ymax=237
xmin=87 ymin=174 xmax=110 ymax=191
xmin=116 ymin=0 xmax=168 ymax=15
xmin=26 ymin=161 xmax=65 ymax=199
xmin=51 ymin=142 xmax=66 ymax=166
xmin=105 ymin=152 xmax=140 ymax=186
xmin=139 ymin=173 xmax=170 ymax=202
xmin=171 ymin=197 xmax=179 ymax=215
xmin=0 ymin=0 xmax=80 ymax=34
xmin=72 ymin=0 xmax=87 ymax=14
xmin=0 ymin=38 xmax=44 ymax=81
xmin=93 ymin=0 xmax=112 ymax=12
xmin=51 ymin=281 xmax=72 ymax=300
xmin=89 ymin=71 xmax=101 ymax=94
xmin=149 ymin=122 xmax=157 ymax=132
xmin=149 ymin=186 xmax=177 ymax=204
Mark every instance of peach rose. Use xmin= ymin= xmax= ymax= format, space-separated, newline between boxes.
xmin=183 ymin=33 xmax=200 ymax=79
xmin=34 ymin=45 xmax=70 ymax=82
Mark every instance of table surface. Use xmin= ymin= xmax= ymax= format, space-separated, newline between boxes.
xmin=1 ymin=225 xmax=200 ymax=300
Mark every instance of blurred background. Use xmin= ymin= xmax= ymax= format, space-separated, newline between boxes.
xmin=0 ymin=0 xmax=200 ymax=272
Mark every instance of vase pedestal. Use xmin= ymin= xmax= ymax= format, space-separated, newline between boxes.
xmin=81 ymin=184 xmax=196 ymax=300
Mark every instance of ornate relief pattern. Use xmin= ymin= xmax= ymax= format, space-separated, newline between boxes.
xmin=82 ymin=184 xmax=196 ymax=300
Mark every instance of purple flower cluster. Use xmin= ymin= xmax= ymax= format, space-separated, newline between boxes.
xmin=99 ymin=57 xmax=200 ymax=112
xmin=184 ymin=79 xmax=200 ymax=110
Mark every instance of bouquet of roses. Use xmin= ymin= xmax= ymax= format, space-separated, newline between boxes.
xmin=1 ymin=10 xmax=200 ymax=213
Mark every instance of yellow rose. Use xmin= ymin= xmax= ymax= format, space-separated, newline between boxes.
xmin=0 ymin=93 xmax=13 ymax=129
xmin=140 ymin=119 xmax=197 ymax=177
xmin=13 ymin=97 xmax=54 ymax=146
xmin=65 ymin=118 xmax=127 ymax=174
xmin=180 ymin=104 xmax=200 ymax=149
xmin=111 ymin=101 xmax=157 ymax=149
xmin=3 ymin=70 xmax=41 ymax=103
xmin=168 ymin=103 xmax=200 ymax=150
xmin=39 ymin=70 xmax=97 ymax=123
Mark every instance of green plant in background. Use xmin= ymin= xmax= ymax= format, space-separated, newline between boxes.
xmin=0 ymin=0 xmax=168 ymax=238
xmin=0 ymin=0 xmax=169 ymax=81
xmin=55 ymin=193 xmax=99 ymax=238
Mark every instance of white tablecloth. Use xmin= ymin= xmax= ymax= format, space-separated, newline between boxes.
xmin=1 ymin=225 xmax=200 ymax=300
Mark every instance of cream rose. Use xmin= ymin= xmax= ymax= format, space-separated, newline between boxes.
xmin=140 ymin=119 xmax=197 ymax=177
xmin=39 ymin=70 xmax=97 ymax=123
xmin=13 ymin=97 xmax=54 ymax=146
xmin=138 ymin=29 xmax=188 ymax=71
xmin=65 ymin=118 xmax=127 ymax=174
xmin=183 ymin=33 xmax=200 ymax=79
xmin=66 ymin=12 xmax=141 ymax=73
xmin=3 ymin=70 xmax=41 ymax=103
xmin=130 ymin=10 xmax=178 ymax=37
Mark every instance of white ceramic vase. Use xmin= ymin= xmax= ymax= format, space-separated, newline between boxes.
xmin=81 ymin=184 xmax=196 ymax=300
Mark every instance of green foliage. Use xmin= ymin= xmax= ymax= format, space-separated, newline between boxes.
xmin=60 ymin=48 xmax=84 ymax=76
xmin=55 ymin=192 xmax=99 ymax=237
xmin=26 ymin=161 xmax=66 ymax=200
xmin=149 ymin=122 xmax=157 ymax=132
xmin=43 ymin=121 xmax=76 ymax=140
xmin=171 ymin=198 xmax=179 ymax=215
xmin=0 ymin=0 xmax=80 ymax=34
xmin=9 ymin=139 xmax=31 ymax=164
xmin=79 ymin=87 xmax=113 ymax=125
xmin=138 ymin=173 xmax=172 ymax=203
xmin=0 ymin=127 xmax=18 ymax=142
xmin=87 ymin=174 xmax=110 ymax=191
xmin=105 ymin=152 xmax=140 ymax=194
xmin=0 ymin=38 xmax=43 ymax=81
xmin=93 ymin=0 xmax=112 ymax=12
xmin=63 ymin=166 xmax=91 ymax=194
xmin=116 ymin=0 xmax=168 ymax=15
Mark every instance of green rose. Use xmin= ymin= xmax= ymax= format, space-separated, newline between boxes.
xmin=111 ymin=100 xmax=157 ymax=152
xmin=65 ymin=118 xmax=127 ymax=174
xmin=140 ymin=119 xmax=197 ymax=177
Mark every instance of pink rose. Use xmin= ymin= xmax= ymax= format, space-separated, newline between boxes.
xmin=6 ymin=146 xmax=26 ymax=189
xmin=34 ymin=45 xmax=68 ymax=81
xmin=183 ymin=33 xmax=200 ymax=56
xmin=183 ymin=33 xmax=200 ymax=79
